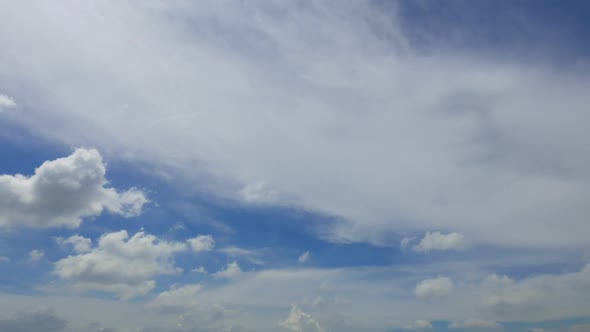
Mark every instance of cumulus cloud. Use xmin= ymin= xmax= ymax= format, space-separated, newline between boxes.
xmin=56 ymin=234 xmax=92 ymax=253
xmin=187 ymin=235 xmax=215 ymax=252
xmin=0 ymin=94 xmax=16 ymax=109
xmin=150 ymin=284 xmax=202 ymax=313
xmin=29 ymin=249 xmax=44 ymax=262
xmin=0 ymin=149 xmax=148 ymax=228
xmin=213 ymin=261 xmax=243 ymax=280
xmin=415 ymin=276 xmax=454 ymax=298
xmin=450 ymin=318 xmax=501 ymax=329
xmin=192 ymin=266 xmax=207 ymax=274
xmin=298 ymin=251 xmax=310 ymax=263
xmin=413 ymin=232 xmax=466 ymax=253
xmin=280 ymin=305 xmax=325 ymax=332
xmin=53 ymin=230 xmax=186 ymax=299
xmin=0 ymin=309 xmax=66 ymax=332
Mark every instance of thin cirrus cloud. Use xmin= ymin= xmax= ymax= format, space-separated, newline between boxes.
xmin=1 ymin=1 xmax=589 ymax=249
xmin=0 ymin=148 xmax=148 ymax=228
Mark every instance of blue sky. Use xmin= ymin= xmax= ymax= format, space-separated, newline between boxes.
xmin=1 ymin=1 xmax=590 ymax=332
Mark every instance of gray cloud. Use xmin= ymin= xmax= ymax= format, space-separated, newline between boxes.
xmin=0 ymin=309 xmax=67 ymax=332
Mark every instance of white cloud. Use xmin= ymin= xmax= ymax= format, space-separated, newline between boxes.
xmin=280 ymin=305 xmax=325 ymax=332
xmin=450 ymin=318 xmax=501 ymax=330
xmin=298 ymin=251 xmax=310 ymax=263
xmin=187 ymin=235 xmax=215 ymax=252
xmin=0 ymin=256 xmax=9 ymax=263
xmin=29 ymin=249 xmax=44 ymax=262
xmin=150 ymin=284 xmax=202 ymax=312
xmin=213 ymin=261 xmax=242 ymax=280
xmin=0 ymin=149 xmax=148 ymax=228
xmin=220 ymin=246 xmax=264 ymax=265
xmin=191 ymin=266 xmax=207 ymax=274
xmin=415 ymin=276 xmax=454 ymax=298
xmin=413 ymin=232 xmax=466 ymax=253
xmin=56 ymin=234 xmax=92 ymax=253
xmin=1 ymin=1 xmax=590 ymax=250
xmin=0 ymin=94 xmax=16 ymax=109
xmin=406 ymin=320 xmax=433 ymax=330
xmin=53 ymin=230 xmax=186 ymax=299
xmin=401 ymin=237 xmax=416 ymax=251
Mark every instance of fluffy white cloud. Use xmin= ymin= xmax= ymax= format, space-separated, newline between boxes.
xmin=415 ymin=276 xmax=454 ymax=298
xmin=56 ymin=234 xmax=92 ymax=253
xmin=280 ymin=305 xmax=325 ymax=332
xmin=187 ymin=235 xmax=215 ymax=252
xmin=0 ymin=94 xmax=16 ymax=109
xmin=298 ymin=251 xmax=310 ymax=263
xmin=450 ymin=318 xmax=501 ymax=330
xmin=0 ymin=149 xmax=148 ymax=228
xmin=213 ymin=261 xmax=243 ymax=280
xmin=53 ymin=230 xmax=186 ymax=299
xmin=150 ymin=284 xmax=202 ymax=312
xmin=413 ymin=232 xmax=466 ymax=253
xmin=406 ymin=320 xmax=433 ymax=330
xmin=29 ymin=249 xmax=44 ymax=262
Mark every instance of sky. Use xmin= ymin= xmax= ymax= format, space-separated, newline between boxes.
xmin=0 ymin=1 xmax=590 ymax=331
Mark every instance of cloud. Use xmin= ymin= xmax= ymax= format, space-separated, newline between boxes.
xmin=220 ymin=246 xmax=264 ymax=265
xmin=415 ymin=276 xmax=454 ymax=298
xmin=29 ymin=249 xmax=44 ymax=262
xmin=187 ymin=235 xmax=215 ymax=252
xmin=298 ymin=251 xmax=310 ymax=263
xmin=406 ymin=320 xmax=433 ymax=330
xmin=450 ymin=318 xmax=501 ymax=329
xmin=56 ymin=234 xmax=92 ymax=253
xmin=150 ymin=284 xmax=202 ymax=313
xmin=413 ymin=232 xmax=466 ymax=253
xmin=53 ymin=230 xmax=186 ymax=299
xmin=280 ymin=305 xmax=325 ymax=332
xmin=0 ymin=256 xmax=9 ymax=263
xmin=570 ymin=324 xmax=590 ymax=332
xmin=0 ymin=309 xmax=66 ymax=332
xmin=213 ymin=261 xmax=242 ymax=280
xmin=192 ymin=266 xmax=207 ymax=274
xmin=0 ymin=94 xmax=16 ymax=109
xmin=0 ymin=148 xmax=148 ymax=228
xmin=2 ymin=1 xmax=590 ymax=250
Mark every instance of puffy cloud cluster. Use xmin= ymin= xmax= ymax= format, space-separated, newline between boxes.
xmin=53 ymin=230 xmax=186 ymax=299
xmin=213 ymin=261 xmax=243 ymax=280
xmin=415 ymin=276 xmax=454 ymax=298
xmin=280 ymin=305 xmax=325 ymax=332
xmin=0 ymin=149 xmax=148 ymax=228
xmin=187 ymin=235 xmax=215 ymax=252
